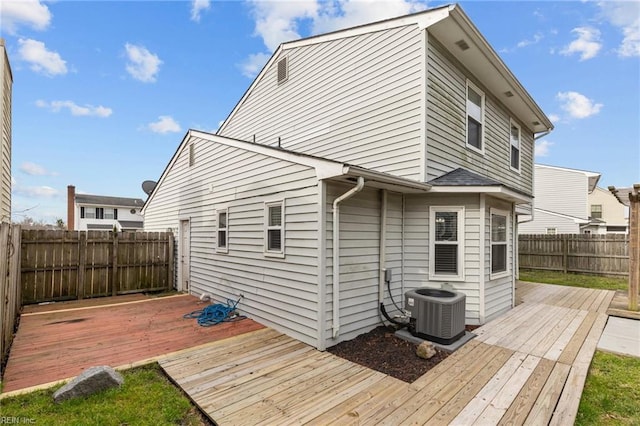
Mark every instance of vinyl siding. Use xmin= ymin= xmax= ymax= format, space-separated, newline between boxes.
xmin=425 ymin=37 xmax=534 ymax=195
xmin=532 ymin=166 xmax=589 ymax=219
xmin=220 ymin=24 xmax=424 ymax=180
xmin=0 ymin=42 xmax=11 ymax=222
xmin=518 ymin=210 xmax=580 ymax=235
xmin=484 ymin=197 xmax=514 ymax=321
xmin=143 ymin=136 xmax=321 ymax=347
xmin=403 ymin=193 xmax=482 ymax=324
xmin=588 ymin=187 xmax=628 ymax=227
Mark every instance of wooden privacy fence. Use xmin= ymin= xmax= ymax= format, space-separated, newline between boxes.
xmin=21 ymin=230 xmax=174 ymax=305
xmin=519 ymin=234 xmax=629 ymax=277
xmin=1 ymin=223 xmax=21 ymax=377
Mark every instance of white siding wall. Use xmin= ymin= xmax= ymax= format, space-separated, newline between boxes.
xmin=144 ymin=136 xmax=321 ymax=347
xmin=484 ymin=197 xmax=514 ymax=321
xmin=533 ymin=166 xmax=589 ymax=219
xmin=519 ymin=210 xmax=580 ymax=234
xmin=403 ymin=193 xmax=482 ymax=324
xmin=425 ymin=37 xmax=534 ymax=195
xmin=220 ymin=25 xmax=424 ymax=180
xmin=76 ymin=206 xmax=142 ymax=231
xmin=0 ymin=41 xmax=11 ymax=222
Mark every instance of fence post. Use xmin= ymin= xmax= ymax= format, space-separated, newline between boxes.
xmin=629 ymin=186 xmax=639 ymax=311
xmin=77 ymin=232 xmax=86 ymax=300
xmin=167 ymin=232 xmax=175 ymax=291
xmin=562 ymin=235 xmax=568 ymax=274
xmin=111 ymin=232 xmax=118 ymax=296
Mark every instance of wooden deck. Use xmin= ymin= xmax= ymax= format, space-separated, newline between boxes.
xmin=160 ymin=282 xmax=615 ymax=425
xmin=1 ymin=294 xmax=264 ymax=394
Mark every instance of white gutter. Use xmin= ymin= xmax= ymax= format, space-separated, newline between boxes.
xmin=378 ymin=190 xmax=388 ymax=307
xmin=332 ymin=177 xmax=365 ymax=339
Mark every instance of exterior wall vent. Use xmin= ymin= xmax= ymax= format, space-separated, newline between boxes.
xmin=189 ymin=143 xmax=195 ymax=167
xmin=277 ymin=57 xmax=288 ymax=84
xmin=405 ymin=288 xmax=466 ymax=344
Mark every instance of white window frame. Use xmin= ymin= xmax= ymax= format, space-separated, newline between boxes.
xmin=509 ymin=120 xmax=521 ymax=173
xmin=216 ymin=208 xmax=228 ymax=253
xmin=264 ymin=200 xmax=285 ymax=258
xmin=466 ymin=80 xmax=485 ymax=154
xmin=490 ymin=208 xmax=510 ymax=279
xmin=429 ymin=206 xmax=465 ymax=281
xmin=590 ymin=204 xmax=603 ymax=219
xmin=546 ymin=227 xmax=557 ymax=235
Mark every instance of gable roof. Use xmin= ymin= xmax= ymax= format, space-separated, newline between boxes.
xmin=75 ymin=194 xmax=145 ymax=208
xmin=428 ymin=167 xmax=532 ymax=204
xmin=218 ymin=3 xmax=553 ymax=135
xmin=142 ymin=130 xmax=432 ymax=213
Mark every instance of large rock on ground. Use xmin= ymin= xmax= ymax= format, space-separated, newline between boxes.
xmin=416 ymin=341 xmax=436 ymax=359
xmin=53 ymin=366 xmax=124 ymax=403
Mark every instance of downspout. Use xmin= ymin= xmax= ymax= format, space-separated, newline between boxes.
xmin=332 ymin=177 xmax=365 ymax=339
xmin=378 ymin=190 xmax=388 ymax=308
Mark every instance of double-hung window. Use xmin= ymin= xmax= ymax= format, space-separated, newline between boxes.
xmin=491 ymin=209 xmax=508 ymax=276
xmin=217 ymin=209 xmax=228 ymax=253
xmin=429 ymin=206 xmax=464 ymax=280
xmin=265 ymin=201 xmax=284 ymax=257
xmin=510 ymin=121 xmax=521 ymax=172
xmin=590 ymin=204 xmax=602 ymax=219
xmin=466 ymin=81 xmax=484 ymax=153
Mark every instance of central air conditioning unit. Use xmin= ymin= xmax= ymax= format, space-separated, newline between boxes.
xmin=404 ymin=288 xmax=466 ymax=345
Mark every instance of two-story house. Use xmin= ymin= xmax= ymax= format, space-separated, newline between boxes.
xmin=142 ymin=4 xmax=553 ymax=350
xmin=0 ymin=39 xmax=12 ymax=223
xmin=67 ymin=185 xmax=144 ymax=231
xmin=517 ymin=164 xmax=616 ymax=235
xmin=587 ymin=187 xmax=628 ymax=234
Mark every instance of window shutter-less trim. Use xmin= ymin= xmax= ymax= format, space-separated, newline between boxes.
xmin=277 ymin=57 xmax=288 ymax=85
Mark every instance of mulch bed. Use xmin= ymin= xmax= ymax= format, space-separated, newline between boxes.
xmin=328 ymin=325 xmax=480 ymax=383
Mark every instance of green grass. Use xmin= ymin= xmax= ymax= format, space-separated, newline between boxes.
xmin=519 ymin=269 xmax=628 ymax=291
xmin=0 ymin=364 xmax=206 ymax=426
xmin=576 ymin=351 xmax=640 ymax=425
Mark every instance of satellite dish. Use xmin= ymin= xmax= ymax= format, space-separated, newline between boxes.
xmin=142 ymin=180 xmax=157 ymax=196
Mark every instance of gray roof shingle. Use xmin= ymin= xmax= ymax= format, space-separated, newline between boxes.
xmin=75 ymin=194 xmax=145 ymax=207
xmin=428 ymin=168 xmax=503 ymax=187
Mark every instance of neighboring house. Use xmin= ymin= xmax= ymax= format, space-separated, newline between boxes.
xmin=518 ymin=164 xmax=620 ymax=235
xmin=142 ymin=4 xmax=553 ymax=350
xmin=587 ymin=187 xmax=628 ymax=234
xmin=0 ymin=39 xmax=12 ymax=223
xmin=67 ymin=185 xmax=144 ymax=231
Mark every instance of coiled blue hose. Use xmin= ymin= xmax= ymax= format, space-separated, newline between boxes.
xmin=184 ymin=297 xmax=246 ymax=327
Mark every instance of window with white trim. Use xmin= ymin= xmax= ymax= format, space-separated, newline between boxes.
xmin=430 ymin=206 xmax=465 ymax=280
xmin=491 ymin=209 xmax=508 ymax=275
xmin=590 ymin=204 xmax=602 ymax=219
xmin=265 ymin=201 xmax=284 ymax=255
xmin=217 ymin=209 xmax=228 ymax=253
xmin=510 ymin=121 xmax=521 ymax=172
xmin=546 ymin=227 xmax=557 ymax=235
xmin=466 ymin=81 xmax=484 ymax=153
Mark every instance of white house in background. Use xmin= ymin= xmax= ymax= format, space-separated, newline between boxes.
xmin=587 ymin=187 xmax=628 ymax=234
xmin=519 ymin=164 xmax=602 ymax=235
xmin=0 ymin=39 xmax=12 ymax=223
xmin=142 ymin=4 xmax=553 ymax=350
xmin=67 ymin=185 xmax=144 ymax=231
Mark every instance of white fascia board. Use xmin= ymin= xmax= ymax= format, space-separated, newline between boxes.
xmin=282 ymin=6 xmax=451 ymax=51
xmin=342 ymin=166 xmax=432 ymax=193
xmin=428 ymin=185 xmax=532 ymax=204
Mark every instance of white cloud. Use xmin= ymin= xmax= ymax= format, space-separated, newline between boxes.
xmin=556 ymin=91 xmax=603 ymax=119
xmin=243 ymin=0 xmax=426 ymax=69
xmin=598 ymin=1 xmax=640 ymax=58
xmin=561 ymin=27 xmax=602 ymax=60
xmin=20 ymin=162 xmax=57 ymax=176
xmin=239 ymin=52 xmax=271 ymax=78
xmin=191 ymin=0 xmax=211 ymax=22
xmin=548 ymin=113 xmax=560 ymax=123
xmin=13 ymin=185 xmax=59 ymax=198
xmin=517 ymin=32 xmax=543 ymax=48
xmin=36 ymin=100 xmax=113 ymax=117
xmin=148 ymin=116 xmax=181 ymax=134
xmin=535 ymin=140 xmax=554 ymax=157
xmin=125 ymin=43 xmax=162 ymax=83
xmin=312 ymin=0 xmax=427 ymax=35
xmin=18 ymin=38 xmax=67 ymax=76
xmin=0 ymin=0 xmax=51 ymax=34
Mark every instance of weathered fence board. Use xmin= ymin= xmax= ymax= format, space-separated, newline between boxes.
xmin=21 ymin=230 xmax=174 ymax=305
xmin=1 ymin=223 xmax=21 ymax=377
xmin=519 ymin=234 xmax=629 ymax=277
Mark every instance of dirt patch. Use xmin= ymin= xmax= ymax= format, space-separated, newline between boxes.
xmin=327 ymin=325 xmax=449 ymax=383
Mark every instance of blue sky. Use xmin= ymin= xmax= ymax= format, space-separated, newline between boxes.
xmin=1 ymin=0 xmax=639 ymax=223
